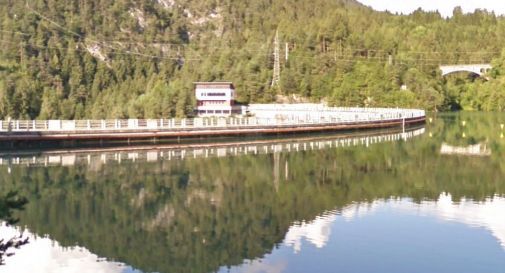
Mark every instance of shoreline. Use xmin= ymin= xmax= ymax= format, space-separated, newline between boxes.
xmin=0 ymin=126 xmax=426 ymax=168
xmin=0 ymin=108 xmax=426 ymax=148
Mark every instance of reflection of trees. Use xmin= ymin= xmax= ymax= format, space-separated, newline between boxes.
xmin=0 ymin=191 xmax=28 ymax=265
xmin=0 ymin=113 xmax=503 ymax=273
xmin=0 ymin=191 xmax=27 ymax=225
xmin=0 ymin=235 xmax=29 ymax=266
xmin=435 ymin=112 xmax=505 ymax=147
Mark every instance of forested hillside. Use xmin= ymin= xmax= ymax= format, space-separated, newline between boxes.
xmin=2 ymin=0 xmax=505 ymax=119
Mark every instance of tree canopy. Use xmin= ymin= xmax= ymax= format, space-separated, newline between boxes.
xmin=2 ymin=1 xmax=505 ymax=119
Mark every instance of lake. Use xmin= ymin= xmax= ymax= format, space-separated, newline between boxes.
xmin=1 ymin=112 xmax=505 ymax=273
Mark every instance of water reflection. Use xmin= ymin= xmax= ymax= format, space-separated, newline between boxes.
xmin=4 ymin=195 xmax=505 ymax=273
xmin=0 ymin=191 xmax=28 ymax=265
xmin=0 ymin=127 xmax=425 ymax=168
xmin=284 ymin=212 xmax=337 ymax=253
xmin=282 ymin=193 xmax=505 ymax=255
xmin=225 ymin=195 xmax=505 ymax=273
xmin=440 ymin=143 xmax=492 ymax=156
xmin=396 ymin=194 xmax=505 ymax=249
xmin=0 ymin=224 xmax=140 ymax=273
xmin=1 ymin=113 xmax=505 ymax=273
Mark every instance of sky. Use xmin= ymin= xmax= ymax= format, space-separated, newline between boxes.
xmin=357 ymin=0 xmax=505 ymax=17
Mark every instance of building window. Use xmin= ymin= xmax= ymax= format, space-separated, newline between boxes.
xmin=207 ymin=92 xmax=226 ymax=96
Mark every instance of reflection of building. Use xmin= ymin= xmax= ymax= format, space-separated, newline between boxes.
xmin=440 ymin=143 xmax=491 ymax=156
xmin=194 ymin=82 xmax=243 ymax=116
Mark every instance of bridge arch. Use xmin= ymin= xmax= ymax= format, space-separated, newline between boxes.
xmin=440 ymin=64 xmax=492 ymax=78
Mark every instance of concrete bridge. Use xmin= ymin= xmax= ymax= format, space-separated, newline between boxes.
xmin=440 ymin=64 xmax=492 ymax=77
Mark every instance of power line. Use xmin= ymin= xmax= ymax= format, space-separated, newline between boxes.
xmin=23 ymin=2 xmax=278 ymax=63
xmin=24 ymin=3 xmax=273 ymax=62
xmin=0 ymin=39 xmax=203 ymax=62
xmin=10 ymin=3 xmax=501 ymax=70
xmin=2 ymin=35 xmax=492 ymax=68
xmin=17 ymin=3 xmax=502 ymax=65
xmin=0 ymin=29 xmax=32 ymax=36
xmin=334 ymin=47 xmax=501 ymax=55
xmin=25 ymin=3 xmax=194 ymax=62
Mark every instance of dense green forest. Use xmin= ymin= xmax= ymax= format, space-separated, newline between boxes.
xmin=2 ymin=0 xmax=505 ymax=119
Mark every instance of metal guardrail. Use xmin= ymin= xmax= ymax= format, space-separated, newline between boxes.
xmin=0 ymin=108 xmax=425 ymax=133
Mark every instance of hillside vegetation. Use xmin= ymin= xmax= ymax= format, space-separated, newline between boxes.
xmin=2 ymin=0 xmax=505 ymax=119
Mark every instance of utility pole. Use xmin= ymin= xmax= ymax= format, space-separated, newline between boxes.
xmin=339 ymin=40 xmax=343 ymax=58
xmin=19 ymin=42 xmax=24 ymax=67
xmin=285 ymin=42 xmax=289 ymax=63
xmin=271 ymin=30 xmax=280 ymax=88
xmin=176 ymin=46 xmax=184 ymax=68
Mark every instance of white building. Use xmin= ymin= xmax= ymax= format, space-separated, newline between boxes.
xmin=194 ymin=82 xmax=243 ymax=116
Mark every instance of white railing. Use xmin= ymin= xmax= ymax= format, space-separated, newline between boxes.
xmin=0 ymin=128 xmax=426 ymax=168
xmin=0 ymin=108 xmax=425 ymax=133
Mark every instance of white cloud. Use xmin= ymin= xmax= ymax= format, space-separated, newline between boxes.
xmin=283 ymin=194 xmax=505 ymax=253
xmin=394 ymin=193 xmax=505 ymax=249
xmin=357 ymin=0 xmax=505 ymax=17
xmin=338 ymin=194 xmax=505 ymax=250
xmin=240 ymin=259 xmax=288 ymax=273
xmin=0 ymin=224 xmax=138 ymax=273
xmin=283 ymin=212 xmax=337 ymax=253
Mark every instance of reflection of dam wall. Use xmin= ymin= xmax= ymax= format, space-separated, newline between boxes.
xmin=0 ymin=128 xmax=425 ymax=168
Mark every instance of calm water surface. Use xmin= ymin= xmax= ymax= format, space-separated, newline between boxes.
xmin=1 ymin=112 xmax=505 ymax=273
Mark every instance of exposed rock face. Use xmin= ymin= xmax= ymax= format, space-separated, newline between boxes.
xmin=85 ymin=44 xmax=107 ymax=62
xmin=157 ymin=0 xmax=176 ymax=9
xmin=129 ymin=8 xmax=147 ymax=29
